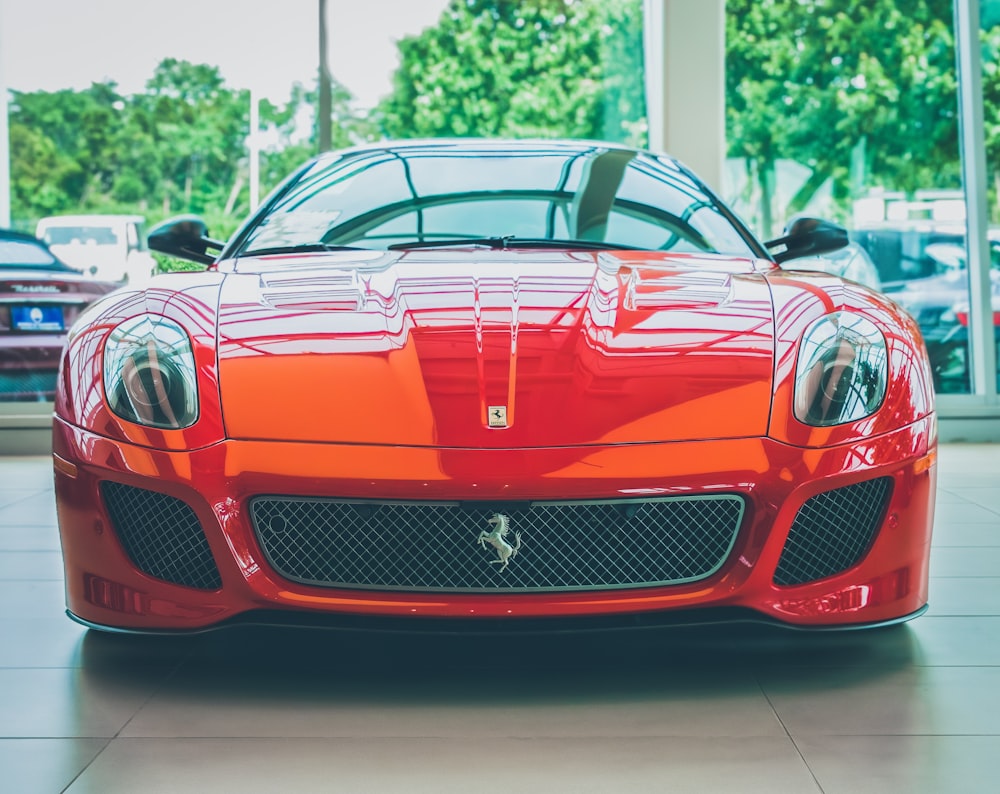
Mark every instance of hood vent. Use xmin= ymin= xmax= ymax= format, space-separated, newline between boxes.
xmin=623 ymin=268 xmax=734 ymax=311
xmin=260 ymin=270 xmax=365 ymax=311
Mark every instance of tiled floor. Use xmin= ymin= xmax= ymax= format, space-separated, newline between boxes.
xmin=0 ymin=445 xmax=997 ymax=793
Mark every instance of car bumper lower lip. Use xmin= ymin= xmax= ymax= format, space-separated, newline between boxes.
xmin=65 ymin=603 xmax=931 ymax=636
xmin=53 ymin=415 xmax=937 ymax=632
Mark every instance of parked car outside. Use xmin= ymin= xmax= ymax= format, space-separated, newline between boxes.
xmin=853 ymin=228 xmax=1000 ymax=393
xmin=0 ymin=229 xmax=118 ymax=401
xmin=787 ymin=241 xmax=882 ymax=291
xmin=35 ymin=214 xmax=157 ymax=284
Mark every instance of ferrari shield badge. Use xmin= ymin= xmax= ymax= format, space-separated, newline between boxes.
xmin=477 ymin=513 xmax=522 ymax=572
xmin=487 ymin=405 xmax=508 ymax=428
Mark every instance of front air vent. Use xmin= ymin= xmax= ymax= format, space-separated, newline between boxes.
xmin=774 ymin=477 xmax=893 ymax=587
xmin=100 ymin=482 xmax=222 ymax=590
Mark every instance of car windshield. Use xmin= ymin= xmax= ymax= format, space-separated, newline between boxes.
xmin=0 ymin=238 xmax=67 ymax=270
xmin=237 ymin=143 xmax=758 ymax=259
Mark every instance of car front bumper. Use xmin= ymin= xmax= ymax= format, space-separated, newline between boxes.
xmin=53 ymin=415 xmax=937 ymax=632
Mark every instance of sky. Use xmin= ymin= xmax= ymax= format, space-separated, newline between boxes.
xmin=0 ymin=0 xmax=452 ymax=107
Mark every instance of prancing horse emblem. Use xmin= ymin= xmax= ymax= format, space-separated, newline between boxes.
xmin=477 ymin=513 xmax=522 ymax=572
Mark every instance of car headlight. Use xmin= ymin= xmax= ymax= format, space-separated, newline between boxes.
xmin=103 ymin=315 xmax=199 ymax=429
xmin=794 ymin=312 xmax=887 ymax=426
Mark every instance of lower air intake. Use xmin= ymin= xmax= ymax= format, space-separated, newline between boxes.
xmin=250 ymin=495 xmax=745 ymax=592
xmin=774 ymin=477 xmax=893 ymax=587
xmin=100 ymin=482 xmax=222 ymax=590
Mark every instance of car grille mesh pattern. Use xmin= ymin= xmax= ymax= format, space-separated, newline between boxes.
xmin=250 ymin=496 xmax=745 ymax=592
xmin=774 ymin=477 xmax=892 ymax=587
xmin=100 ymin=482 xmax=222 ymax=590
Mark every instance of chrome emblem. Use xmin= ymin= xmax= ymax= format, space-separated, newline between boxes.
xmin=487 ymin=405 xmax=508 ymax=428
xmin=477 ymin=513 xmax=522 ymax=572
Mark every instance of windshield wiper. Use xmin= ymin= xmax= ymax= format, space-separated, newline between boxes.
xmin=509 ymin=238 xmax=643 ymax=251
xmin=387 ymin=237 xmax=514 ymax=250
xmin=240 ymin=243 xmax=369 ymax=257
xmin=387 ymin=237 xmax=642 ymax=251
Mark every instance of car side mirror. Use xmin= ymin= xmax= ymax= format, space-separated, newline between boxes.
xmin=147 ymin=216 xmax=224 ymax=266
xmin=765 ymin=217 xmax=849 ymax=264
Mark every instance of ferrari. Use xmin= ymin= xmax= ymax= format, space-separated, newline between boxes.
xmin=52 ymin=139 xmax=936 ymax=633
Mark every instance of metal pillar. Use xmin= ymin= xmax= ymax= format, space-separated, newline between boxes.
xmin=955 ymin=0 xmax=998 ymax=399
xmin=318 ymin=0 xmax=332 ymax=153
xmin=643 ymin=0 xmax=726 ymax=190
xmin=0 ymin=0 xmax=11 ymax=227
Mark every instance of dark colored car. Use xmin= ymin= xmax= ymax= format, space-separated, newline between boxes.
xmin=0 ymin=229 xmax=118 ymax=401
xmin=853 ymin=227 xmax=1000 ymax=392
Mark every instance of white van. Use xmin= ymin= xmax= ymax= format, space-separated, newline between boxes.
xmin=35 ymin=214 xmax=157 ymax=284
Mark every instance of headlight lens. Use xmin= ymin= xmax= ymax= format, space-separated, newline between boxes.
xmin=794 ymin=312 xmax=887 ymax=426
xmin=103 ymin=315 xmax=199 ymax=429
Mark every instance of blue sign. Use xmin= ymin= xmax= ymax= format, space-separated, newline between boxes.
xmin=12 ymin=306 xmax=64 ymax=332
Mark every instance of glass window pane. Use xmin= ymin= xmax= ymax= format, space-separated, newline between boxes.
xmin=980 ymin=0 xmax=1000 ymax=391
xmin=725 ymin=0 xmax=971 ymax=394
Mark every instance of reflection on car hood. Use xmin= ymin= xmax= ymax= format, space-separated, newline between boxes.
xmin=216 ymin=250 xmax=775 ymax=447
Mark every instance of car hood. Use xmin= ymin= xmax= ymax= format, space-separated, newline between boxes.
xmin=216 ymin=250 xmax=775 ymax=446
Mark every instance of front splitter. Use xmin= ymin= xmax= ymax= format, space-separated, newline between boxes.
xmin=67 ymin=603 xmax=929 ymax=637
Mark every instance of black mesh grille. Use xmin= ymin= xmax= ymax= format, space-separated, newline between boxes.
xmin=250 ymin=496 xmax=745 ymax=592
xmin=774 ymin=477 xmax=892 ymax=587
xmin=100 ymin=482 xmax=222 ymax=590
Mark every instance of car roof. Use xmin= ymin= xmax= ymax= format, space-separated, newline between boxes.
xmin=310 ymin=137 xmax=664 ymax=166
xmin=0 ymin=227 xmax=50 ymax=244
xmin=0 ymin=228 xmax=78 ymax=271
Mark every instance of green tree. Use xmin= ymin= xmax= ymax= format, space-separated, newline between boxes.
xmin=9 ymin=82 xmax=129 ymax=219
xmin=979 ymin=24 xmax=1000 ymax=218
xmin=129 ymin=59 xmax=248 ymax=217
xmin=727 ymin=0 xmax=960 ymax=234
xmin=262 ymin=78 xmax=377 ymax=198
xmin=8 ymin=57 xmax=378 ymax=236
xmin=377 ymin=0 xmax=646 ymax=144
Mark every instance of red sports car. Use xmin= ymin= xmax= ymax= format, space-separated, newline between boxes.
xmin=53 ymin=140 xmax=936 ymax=633
xmin=1 ymin=229 xmax=117 ymax=402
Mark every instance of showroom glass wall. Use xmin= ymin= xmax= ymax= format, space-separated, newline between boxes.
xmin=718 ymin=0 xmax=1000 ymax=431
xmin=963 ymin=0 xmax=1000 ymax=408
xmin=4 ymin=0 xmax=1000 ymax=442
xmin=724 ymin=0 xmax=978 ymax=398
xmin=0 ymin=0 xmax=650 ymax=444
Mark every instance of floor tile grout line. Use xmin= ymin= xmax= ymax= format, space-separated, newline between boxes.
xmin=930 ymin=575 xmax=1000 ymax=579
xmin=104 ymin=634 xmax=205 ymax=745
xmin=788 ymin=732 xmax=1000 ymax=737
xmin=39 ymin=654 xmax=199 ymax=789
xmin=0 ymin=490 xmax=51 ymax=511
xmin=59 ymin=737 xmax=113 ymax=794
xmin=753 ymin=673 xmax=827 ymax=793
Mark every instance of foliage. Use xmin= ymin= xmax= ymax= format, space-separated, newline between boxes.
xmin=6 ymin=0 xmax=1000 ymax=248
xmin=727 ymin=0 xmax=961 ymax=234
xmin=377 ymin=0 xmax=646 ymax=145
xmin=7 ymin=59 xmax=373 ymax=246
